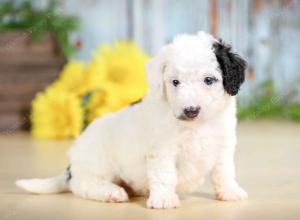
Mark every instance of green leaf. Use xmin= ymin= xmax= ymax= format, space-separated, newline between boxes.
xmin=0 ymin=0 xmax=79 ymax=57
xmin=286 ymin=105 xmax=300 ymax=121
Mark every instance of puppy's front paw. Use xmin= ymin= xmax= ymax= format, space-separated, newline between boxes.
xmin=215 ymin=185 xmax=248 ymax=201
xmin=147 ymin=192 xmax=180 ymax=209
xmin=104 ymin=187 xmax=129 ymax=203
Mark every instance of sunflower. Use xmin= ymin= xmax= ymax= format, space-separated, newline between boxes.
xmin=30 ymin=41 xmax=149 ymax=139
xmin=86 ymin=88 xmax=112 ymax=122
xmin=85 ymin=83 xmax=124 ymax=122
xmin=53 ymin=60 xmax=103 ymax=97
xmin=31 ymin=86 xmax=84 ymax=139
xmin=91 ymin=42 xmax=147 ymax=86
xmin=86 ymin=41 xmax=149 ymax=121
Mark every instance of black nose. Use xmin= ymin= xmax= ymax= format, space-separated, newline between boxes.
xmin=184 ymin=106 xmax=200 ymax=119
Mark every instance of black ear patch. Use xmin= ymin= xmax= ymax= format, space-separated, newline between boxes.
xmin=213 ymin=40 xmax=247 ymax=96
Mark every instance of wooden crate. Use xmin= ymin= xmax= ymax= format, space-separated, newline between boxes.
xmin=0 ymin=32 xmax=66 ymax=132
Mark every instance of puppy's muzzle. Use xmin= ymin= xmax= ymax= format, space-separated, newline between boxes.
xmin=183 ymin=106 xmax=200 ymax=119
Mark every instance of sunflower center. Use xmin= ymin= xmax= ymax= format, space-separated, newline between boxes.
xmin=108 ymin=66 xmax=129 ymax=83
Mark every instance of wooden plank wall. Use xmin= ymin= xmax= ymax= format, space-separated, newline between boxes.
xmin=0 ymin=32 xmax=65 ymax=131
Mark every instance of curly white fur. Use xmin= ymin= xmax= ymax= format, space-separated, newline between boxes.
xmin=16 ymin=31 xmax=247 ymax=209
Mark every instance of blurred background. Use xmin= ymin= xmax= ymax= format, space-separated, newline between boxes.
xmin=0 ymin=0 xmax=300 ymax=138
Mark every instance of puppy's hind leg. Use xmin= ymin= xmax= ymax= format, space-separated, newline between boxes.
xmin=70 ymin=172 xmax=128 ymax=203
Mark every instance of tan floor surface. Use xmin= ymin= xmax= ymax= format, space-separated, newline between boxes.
xmin=0 ymin=120 xmax=300 ymax=220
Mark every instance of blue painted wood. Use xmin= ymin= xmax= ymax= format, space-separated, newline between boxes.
xmin=63 ymin=0 xmax=129 ymax=60
xmin=164 ymin=0 xmax=209 ymax=43
xmin=57 ymin=0 xmax=300 ymax=97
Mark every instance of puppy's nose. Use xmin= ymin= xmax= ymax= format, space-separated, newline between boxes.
xmin=184 ymin=106 xmax=200 ymax=119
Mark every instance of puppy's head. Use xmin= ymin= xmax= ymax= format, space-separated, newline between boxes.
xmin=146 ymin=31 xmax=247 ymax=122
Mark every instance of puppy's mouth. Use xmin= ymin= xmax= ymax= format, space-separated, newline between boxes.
xmin=177 ymin=114 xmax=197 ymax=121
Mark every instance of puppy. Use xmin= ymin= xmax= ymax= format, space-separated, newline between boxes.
xmin=16 ymin=31 xmax=248 ymax=209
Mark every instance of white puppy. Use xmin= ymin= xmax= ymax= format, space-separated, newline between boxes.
xmin=16 ymin=31 xmax=248 ymax=209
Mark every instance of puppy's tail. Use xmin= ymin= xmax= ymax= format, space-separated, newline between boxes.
xmin=15 ymin=167 xmax=71 ymax=194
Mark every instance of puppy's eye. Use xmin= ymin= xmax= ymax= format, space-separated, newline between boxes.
xmin=172 ymin=80 xmax=180 ymax=87
xmin=204 ymin=77 xmax=218 ymax=85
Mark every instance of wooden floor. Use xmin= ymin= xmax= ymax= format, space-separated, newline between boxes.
xmin=0 ymin=120 xmax=300 ymax=220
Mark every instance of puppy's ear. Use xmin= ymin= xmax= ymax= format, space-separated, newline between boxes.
xmin=213 ymin=40 xmax=247 ymax=96
xmin=145 ymin=46 xmax=169 ymax=100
